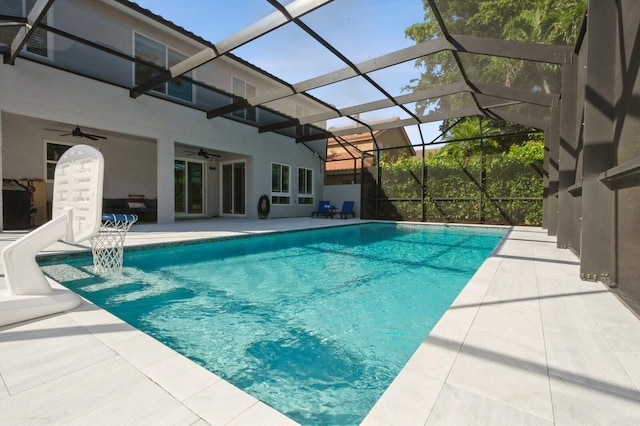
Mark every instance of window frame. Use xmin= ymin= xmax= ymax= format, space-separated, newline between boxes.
xmin=133 ymin=32 xmax=194 ymax=103
xmin=297 ymin=166 xmax=314 ymax=205
xmin=231 ymin=76 xmax=258 ymax=122
xmin=271 ymin=162 xmax=291 ymax=205
xmin=174 ymin=156 xmax=207 ymax=217
xmin=43 ymin=140 xmax=74 ymax=182
xmin=4 ymin=0 xmax=54 ymax=60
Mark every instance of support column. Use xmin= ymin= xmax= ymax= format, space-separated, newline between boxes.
xmin=545 ymin=106 xmax=561 ymax=236
xmin=580 ymin=0 xmax=617 ymax=281
xmin=421 ymin=139 xmax=426 ymax=222
xmin=156 ymin=138 xmax=175 ymax=224
xmin=557 ymin=59 xmax=580 ymax=248
xmin=542 ymin=124 xmax=550 ymax=229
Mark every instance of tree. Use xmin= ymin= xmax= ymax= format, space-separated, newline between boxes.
xmin=403 ymin=0 xmax=586 ymax=112
xmin=438 ymin=117 xmax=497 ymax=167
xmin=436 ymin=116 xmax=543 ymax=166
xmin=402 ymin=1 xmax=583 ymax=160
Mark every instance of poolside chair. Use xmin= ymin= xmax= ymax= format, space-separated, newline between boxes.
xmin=337 ymin=201 xmax=356 ymax=219
xmin=311 ymin=201 xmax=332 ymax=218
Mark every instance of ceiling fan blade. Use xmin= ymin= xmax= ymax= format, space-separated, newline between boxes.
xmin=44 ymin=126 xmax=106 ymax=140
xmin=197 ymin=149 xmax=221 ymax=158
xmin=183 ymin=149 xmax=220 ymax=159
xmin=85 ymin=133 xmax=107 ymax=140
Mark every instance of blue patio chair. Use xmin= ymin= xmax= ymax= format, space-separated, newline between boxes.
xmin=312 ymin=201 xmax=332 ymax=218
xmin=337 ymin=201 xmax=356 ymax=219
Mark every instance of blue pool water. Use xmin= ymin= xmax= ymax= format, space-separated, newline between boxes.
xmin=41 ymin=223 xmax=506 ymax=425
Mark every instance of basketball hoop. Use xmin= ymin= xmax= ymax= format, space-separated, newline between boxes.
xmin=89 ymin=213 xmax=138 ymax=275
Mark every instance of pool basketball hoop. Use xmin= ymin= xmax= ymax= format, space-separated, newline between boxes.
xmin=89 ymin=213 xmax=138 ymax=275
xmin=1 ymin=144 xmax=104 ymax=326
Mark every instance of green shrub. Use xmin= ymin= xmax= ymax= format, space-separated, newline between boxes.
xmin=367 ymin=142 xmax=544 ymax=225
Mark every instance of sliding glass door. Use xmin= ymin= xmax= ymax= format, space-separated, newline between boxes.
xmin=175 ymin=159 xmax=205 ymax=216
xmin=221 ymin=161 xmax=245 ymax=216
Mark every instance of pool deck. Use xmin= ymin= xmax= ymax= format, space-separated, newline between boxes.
xmin=1 ymin=218 xmax=639 ymax=425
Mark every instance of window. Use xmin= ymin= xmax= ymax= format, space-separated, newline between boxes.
xmin=167 ymin=49 xmax=191 ymax=100
xmin=271 ymin=162 xmax=290 ymax=205
xmin=298 ymin=167 xmax=314 ymax=205
xmin=232 ymin=77 xmax=257 ymax=122
xmin=44 ymin=141 xmax=73 ymax=181
xmin=134 ymin=33 xmax=193 ymax=102
xmin=0 ymin=0 xmax=51 ymax=58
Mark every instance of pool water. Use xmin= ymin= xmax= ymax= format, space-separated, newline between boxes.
xmin=42 ymin=223 xmax=506 ymax=425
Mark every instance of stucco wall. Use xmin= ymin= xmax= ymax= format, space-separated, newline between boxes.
xmin=44 ymin=0 xmax=325 ymax=122
xmin=323 ymin=184 xmax=361 ymax=218
xmin=0 ymin=59 xmax=323 ymax=227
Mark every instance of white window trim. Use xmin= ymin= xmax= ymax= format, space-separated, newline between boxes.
xmin=271 ymin=162 xmax=291 ymax=205
xmin=167 ymin=47 xmax=196 ymax=103
xmin=297 ymin=166 xmax=314 ymax=205
xmin=132 ymin=32 xmax=195 ymax=103
xmin=231 ymin=76 xmax=258 ymax=122
xmin=43 ymin=140 xmax=74 ymax=182
xmin=174 ymin=156 xmax=207 ymax=217
xmin=219 ymin=159 xmax=247 ymax=217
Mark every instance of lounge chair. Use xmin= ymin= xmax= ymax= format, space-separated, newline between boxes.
xmin=337 ymin=201 xmax=356 ymax=219
xmin=312 ymin=201 xmax=332 ymax=218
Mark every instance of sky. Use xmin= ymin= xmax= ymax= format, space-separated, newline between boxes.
xmin=131 ymin=0 xmax=444 ymax=145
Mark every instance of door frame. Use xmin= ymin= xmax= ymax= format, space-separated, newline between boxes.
xmin=174 ymin=156 xmax=207 ymax=218
xmin=219 ymin=159 xmax=246 ymax=217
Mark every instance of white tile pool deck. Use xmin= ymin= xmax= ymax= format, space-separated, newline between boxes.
xmin=1 ymin=218 xmax=639 ymax=425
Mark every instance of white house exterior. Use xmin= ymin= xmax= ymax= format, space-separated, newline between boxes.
xmin=0 ymin=0 xmax=331 ymax=228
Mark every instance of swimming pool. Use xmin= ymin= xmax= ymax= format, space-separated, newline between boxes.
xmin=41 ymin=222 xmax=506 ymax=425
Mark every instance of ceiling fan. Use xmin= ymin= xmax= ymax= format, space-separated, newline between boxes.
xmin=186 ymin=148 xmax=220 ymax=159
xmin=45 ymin=125 xmax=107 ymax=141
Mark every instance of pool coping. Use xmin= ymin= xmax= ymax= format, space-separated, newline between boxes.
xmin=36 ymin=221 xmax=374 ymax=263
